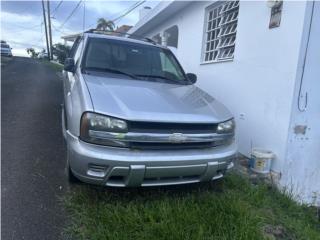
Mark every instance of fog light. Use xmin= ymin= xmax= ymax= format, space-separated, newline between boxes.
xmin=227 ymin=162 xmax=234 ymax=170
xmin=87 ymin=164 xmax=108 ymax=178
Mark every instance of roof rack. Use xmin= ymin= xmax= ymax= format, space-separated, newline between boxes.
xmin=143 ymin=37 xmax=157 ymax=45
xmin=84 ymin=29 xmax=158 ymax=45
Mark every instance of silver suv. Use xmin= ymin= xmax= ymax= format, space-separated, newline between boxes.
xmin=62 ymin=32 xmax=236 ymax=187
xmin=1 ymin=43 xmax=12 ymax=57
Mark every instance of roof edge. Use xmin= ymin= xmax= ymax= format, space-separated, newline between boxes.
xmin=128 ymin=1 xmax=191 ymax=36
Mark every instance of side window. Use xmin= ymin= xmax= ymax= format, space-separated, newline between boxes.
xmin=159 ymin=51 xmax=184 ymax=80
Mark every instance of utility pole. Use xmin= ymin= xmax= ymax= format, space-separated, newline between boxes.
xmin=41 ymin=0 xmax=50 ymax=59
xmin=47 ymin=0 xmax=53 ymax=60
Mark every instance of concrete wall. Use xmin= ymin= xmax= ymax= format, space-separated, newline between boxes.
xmin=282 ymin=1 xmax=320 ymax=205
xmin=142 ymin=1 xmax=307 ymax=174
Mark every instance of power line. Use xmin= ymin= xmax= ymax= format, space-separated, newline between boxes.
xmin=52 ymin=23 xmax=68 ymax=35
xmin=112 ymin=1 xmax=146 ymax=23
xmin=85 ymin=1 xmax=144 ymax=30
xmin=51 ymin=0 xmax=63 ymax=17
xmin=55 ymin=0 xmax=144 ymax=36
xmin=109 ymin=1 xmax=140 ymax=20
xmin=53 ymin=1 xmax=85 ymax=37
xmin=82 ymin=0 xmax=86 ymax=32
xmin=60 ymin=0 xmax=83 ymax=29
xmin=5 ymin=22 xmax=43 ymax=31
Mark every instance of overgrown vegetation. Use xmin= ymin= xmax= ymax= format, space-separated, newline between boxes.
xmin=42 ymin=60 xmax=63 ymax=72
xmin=26 ymin=47 xmax=39 ymax=58
xmin=64 ymin=173 xmax=320 ymax=240
xmin=52 ymin=43 xmax=71 ymax=64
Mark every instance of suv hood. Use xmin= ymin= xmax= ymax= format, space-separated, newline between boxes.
xmin=83 ymin=74 xmax=232 ymax=123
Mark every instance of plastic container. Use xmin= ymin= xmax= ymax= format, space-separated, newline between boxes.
xmin=250 ymin=148 xmax=274 ymax=174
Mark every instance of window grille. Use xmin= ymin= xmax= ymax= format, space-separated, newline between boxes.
xmin=203 ymin=1 xmax=239 ymax=63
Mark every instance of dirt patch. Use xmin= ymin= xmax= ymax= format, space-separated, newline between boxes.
xmin=263 ymin=224 xmax=293 ymax=240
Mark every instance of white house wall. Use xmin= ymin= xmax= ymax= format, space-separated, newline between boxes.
xmin=282 ymin=1 xmax=320 ymax=205
xmin=142 ymin=1 xmax=307 ymax=174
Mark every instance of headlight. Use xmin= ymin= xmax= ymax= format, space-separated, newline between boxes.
xmin=217 ymin=119 xmax=235 ymax=134
xmin=80 ymin=112 xmax=128 ymax=147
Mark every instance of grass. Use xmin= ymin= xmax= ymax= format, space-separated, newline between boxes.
xmin=64 ymin=173 xmax=320 ymax=240
xmin=40 ymin=59 xmax=63 ymax=72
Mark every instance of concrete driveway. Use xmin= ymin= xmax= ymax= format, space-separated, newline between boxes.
xmin=1 ymin=57 xmax=67 ymax=240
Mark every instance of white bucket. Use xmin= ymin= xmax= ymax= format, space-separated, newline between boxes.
xmin=250 ymin=148 xmax=275 ymax=174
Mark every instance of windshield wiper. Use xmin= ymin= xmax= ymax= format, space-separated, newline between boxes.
xmin=84 ymin=67 xmax=137 ymax=79
xmin=136 ymin=74 xmax=183 ymax=84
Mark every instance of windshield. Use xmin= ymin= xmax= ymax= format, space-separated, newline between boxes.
xmin=1 ymin=44 xmax=10 ymax=48
xmin=83 ymin=38 xmax=187 ymax=84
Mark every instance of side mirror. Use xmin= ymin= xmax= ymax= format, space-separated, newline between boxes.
xmin=186 ymin=73 xmax=197 ymax=84
xmin=64 ymin=58 xmax=75 ymax=72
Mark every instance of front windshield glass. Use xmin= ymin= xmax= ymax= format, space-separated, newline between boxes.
xmin=83 ymin=38 xmax=186 ymax=83
xmin=1 ymin=44 xmax=9 ymax=48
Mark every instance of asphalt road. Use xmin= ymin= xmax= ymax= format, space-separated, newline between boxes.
xmin=1 ymin=57 xmax=67 ymax=240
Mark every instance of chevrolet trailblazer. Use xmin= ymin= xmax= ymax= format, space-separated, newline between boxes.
xmin=62 ymin=32 xmax=236 ymax=187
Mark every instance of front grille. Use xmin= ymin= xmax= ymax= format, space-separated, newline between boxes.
xmin=129 ymin=142 xmax=212 ymax=150
xmin=124 ymin=121 xmax=230 ymax=150
xmin=128 ymin=121 xmax=217 ymax=134
xmin=129 ymin=139 xmax=230 ymax=150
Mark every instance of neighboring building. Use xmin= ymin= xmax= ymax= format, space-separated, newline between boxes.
xmin=61 ymin=25 xmax=132 ymax=44
xmin=111 ymin=25 xmax=132 ymax=36
xmin=62 ymin=32 xmax=80 ymax=44
xmin=128 ymin=1 xmax=320 ymax=205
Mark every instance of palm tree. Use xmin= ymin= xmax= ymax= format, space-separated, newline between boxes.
xmin=96 ymin=18 xmax=115 ymax=32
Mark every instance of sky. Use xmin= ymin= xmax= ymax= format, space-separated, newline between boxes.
xmin=1 ymin=0 xmax=159 ymax=56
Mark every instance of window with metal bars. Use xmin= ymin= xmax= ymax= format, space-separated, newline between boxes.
xmin=202 ymin=1 xmax=239 ymax=63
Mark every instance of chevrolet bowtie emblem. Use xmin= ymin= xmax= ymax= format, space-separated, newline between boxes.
xmin=169 ymin=133 xmax=187 ymax=143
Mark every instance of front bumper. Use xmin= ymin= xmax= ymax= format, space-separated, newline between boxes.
xmin=67 ymin=131 xmax=237 ymax=187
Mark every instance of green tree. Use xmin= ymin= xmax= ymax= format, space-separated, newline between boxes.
xmin=96 ymin=18 xmax=115 ymax=32
xmin=26 ymin=48 xmax=38 ymax=58
xmin=52 ymin=43 xmax=71 ymax=64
